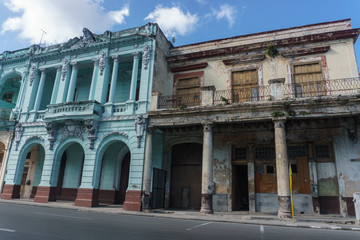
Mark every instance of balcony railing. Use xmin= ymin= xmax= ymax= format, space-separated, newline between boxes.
xmin=158 ymin=93 xmax=201 ymax=109
xmin=44 ymin=100 xmax=102 ymax=122
xmin=214 ymin=85 xmax=271 ymax=105
xmin=284 ymin=78 xmax=360 ymax=98
xmin=154 ymin=77 xmax=360 ymax=110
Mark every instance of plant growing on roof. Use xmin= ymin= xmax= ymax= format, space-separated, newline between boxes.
xmin=265 ymin=43 xmax=279 ymax=58
xmin=220 ymin=96 xmax=230 ymax=105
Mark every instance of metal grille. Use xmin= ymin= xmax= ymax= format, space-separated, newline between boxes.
xmin=214 ymin=85 xmax=271 ymax=105
xmin=287 ymin=146 xmax=306 ymax=158
xmin=234 ymin=148 xmax=247 ymax=160
xmin=255 ymin=146 xmax=275 ymax=160
xmin=315 ymin=145 xmax=330 ymax=158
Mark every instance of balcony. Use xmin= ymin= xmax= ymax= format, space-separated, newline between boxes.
xmin=153 ymin=77 xmax=360 ymax=110
xmin=43 ymin=100 xmax=102 ymax=122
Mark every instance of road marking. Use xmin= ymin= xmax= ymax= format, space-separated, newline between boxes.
xmin=259 ymin=225 xmax=264 ymax=240
xmin=186 ymin=222 xmax=212 ymax=231
xmin=0 ymin=227 xmax=15 ymax=233
xmin=34 ymin=212 xmax=92 ymax=220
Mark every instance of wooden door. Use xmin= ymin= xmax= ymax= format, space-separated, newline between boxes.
xmin=297 ymin=157 xmax=311 ymax=194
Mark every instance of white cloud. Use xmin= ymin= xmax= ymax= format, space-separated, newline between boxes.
xmin=144 ymin=5 xmax=198 ymax=37
xmin=1 ymin=0 xmax=129 ymax=45
xmin=213 ymin=4 xmax=237 ymax=27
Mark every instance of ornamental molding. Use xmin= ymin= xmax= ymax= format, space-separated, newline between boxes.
xmin=61 ymin=59 xmax=69 ymax=81
xmin=142 ymin=45 xmax=151 ymax=70
xmin=135 ymin=115 xmax=145 ymax=148
xmin=84 ymin=120 xmax=98 ymax=150
xmin=99 ymin=52 xmax=107 ymax=75
xmin=15 ymin=123 xmax=23 ymax=151
xmin=29 ymin=65 xmax=37 ymax=86
xmin=45 ymin=123 xmax=57 ymax=150
xmin=101 ymin=131 xmax=129 ymax=141
xmin=60 ymin=120 xmax=85 ymax=141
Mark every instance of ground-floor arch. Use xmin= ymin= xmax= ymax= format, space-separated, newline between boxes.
xmin=19 ymin=144 xmax=45 ymax=199
xmin=98 ymin=141 xmax=130 ymax=204
xmin=55 ymin=142 xmax=85 ymax=201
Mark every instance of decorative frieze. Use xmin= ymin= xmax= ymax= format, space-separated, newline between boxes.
xmin=60 ymin=120 xmax=85 ymax=141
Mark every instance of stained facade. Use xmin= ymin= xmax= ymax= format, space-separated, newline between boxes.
xmin=0 ymin=23 xmax=171 ymax=210
xmin=1 ymin=19 xmax=360 ymax=218
xmin=147 ymin=19 xmax=360 ymax=217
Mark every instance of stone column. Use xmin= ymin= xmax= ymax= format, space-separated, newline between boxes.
xmin=66 ymin=62 xmax=78 ymax=102
xmin=108 ymin=55 xmax=119 ymax=103
xmin=201 ymin=123 xmax=214 ymax=214
xmin=142 ymin=126 xmax=153 ymax=212
xmin=247 ymin=144 xmax=256 ymax=213
xmin=33 ymin=68 xmax=47 ymax=111
xmin=88 ymin=58 xmax=99 ymax=101
xmin=273 ymin=118 xmax=291 ymax=218
xmin=50 ymin=65 xmax=61 ymax=104
xmin=128 ymin=52 xmax=139 ymax=102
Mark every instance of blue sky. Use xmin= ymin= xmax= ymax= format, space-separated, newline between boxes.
xmin=0 ymin=0 xmax=359 ymax=67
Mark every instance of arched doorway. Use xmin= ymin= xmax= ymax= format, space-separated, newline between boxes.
xmin=56 ymin=142 xmax=85 ymax=201
xmin=19 ymin=144 xmax=45 ymax=199
xmin=170 ymin=143 xmax=202 ymax=209
xmin=98 ymin=141 xmax=130 ymax=204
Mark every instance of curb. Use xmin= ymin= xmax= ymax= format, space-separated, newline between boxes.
xmin=1 ymin=199 xmax=358 ymax=231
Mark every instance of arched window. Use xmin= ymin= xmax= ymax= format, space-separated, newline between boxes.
xmin=2 ymin=92 xmax=14 ymax=103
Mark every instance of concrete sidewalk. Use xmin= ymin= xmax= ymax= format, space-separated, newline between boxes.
xmin=1 ymin=199 xmax=359 ymax=231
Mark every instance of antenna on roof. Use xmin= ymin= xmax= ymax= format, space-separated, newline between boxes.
xmin=39 ymin=29 xmax=47 ymax=47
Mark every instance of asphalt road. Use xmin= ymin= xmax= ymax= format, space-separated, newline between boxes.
xmin=0 ymin=202 xmax=359 ymax=240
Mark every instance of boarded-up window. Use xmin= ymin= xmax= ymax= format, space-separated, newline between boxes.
xmin=315 ymin=144 xmax=334 ymax=162
xmin=176 ymin=76 xmax=200 ymax=106
xmin=293 ymin=62 xmax=324 ymax=97
xmin=232 ymin=69 xmax=258 ymax=102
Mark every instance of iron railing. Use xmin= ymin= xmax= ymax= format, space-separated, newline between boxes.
xmin=158 ymin=93 xmax=201 ymax=109
xmin=156 ymin=78 xmax=360 ymax=109
xmin=214 ymin=85 xmax=271 ymax=105
xmin=284 ymin=77 xmax=360 ymax=99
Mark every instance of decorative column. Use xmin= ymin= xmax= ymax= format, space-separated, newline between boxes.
xmin=201 ymin=123 xmax=214 ymax=214
xmin=142 ymin=126 xmax=153 ymax=212
xmin=108 ymin=55 xmax=119 ymax=103
xmin=50 ymin=65 xmax=62 ymax=104
xmin=273 ymin=118 xmax=291 ymax=218
xmin=66 ymin=62 xmax=78 ymax=102
xmin=88 ymin=58 xmax=99 ymax=101
xmin=128 ymin=52 xmax=139 ymax=102
xmin=32 ymin=68 xmax=47 ymax=111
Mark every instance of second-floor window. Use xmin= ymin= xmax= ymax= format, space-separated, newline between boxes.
xmin=2 ymin=92 xmax=14 ymax=103
xmin=232 ymin=69 xmax=258 ymax=102
xmin=176 ymin=76 xmax=200 ymax=106
xmin=293 ymin=62 xmax=324 ymax=98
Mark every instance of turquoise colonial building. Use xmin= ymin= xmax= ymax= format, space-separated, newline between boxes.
xmin=0 ymin=23 xmax=170 ymax=210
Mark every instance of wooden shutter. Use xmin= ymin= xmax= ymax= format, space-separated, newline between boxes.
xmin=293 ymin=62 xmax=324 ymax=97
xmin=232 ymin=69 xmax=258 ymax=102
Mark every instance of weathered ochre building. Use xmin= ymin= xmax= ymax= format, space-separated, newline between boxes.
xmin=146 ymin=19 xmax=360 ymax=217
